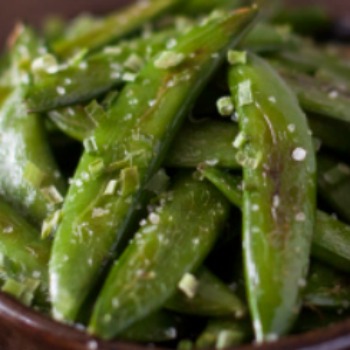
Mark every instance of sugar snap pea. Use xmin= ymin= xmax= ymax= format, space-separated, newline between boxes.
xmin=47 ymin=100 xmax=240 ymax=169
xmin=120 ymin=310 xmax=182 ymax=343
xmin=53 ymin=0 xmax=181 ymax=58
xmin=195 ymin=318 xmax=251 ymax=349
xmin=49 ymin=7 xmax=257 ymax=323
xmin=166 ymin=267 xmax=246 ymax=317
xmin=88 ymin=174 xmax=230 ymax=339
xmin=229 ymin=52 xmax=316 ymax=341
xmin=0 ymin=198 xmax=50 ymax=308
xmin=304 ymin=261 xmax=350 ymax=309
xmin=203 ymin=168 xmax=350 ymax=274
xmin=27 ymin=29 xmax=177 ymax=113
xmin=318 ymin=154 xmax=350 ymax=224
xmin=0 ymin=25 xmax=65 ymax=226
xmin=275 ymin=64 xmax=350 ymax=124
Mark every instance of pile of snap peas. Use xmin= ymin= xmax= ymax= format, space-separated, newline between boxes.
xmin=1 ymin=0 xmax=350 ymax=347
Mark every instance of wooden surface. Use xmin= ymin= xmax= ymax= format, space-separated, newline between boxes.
xmin=0 ymin=0 xmax=349 ymax=47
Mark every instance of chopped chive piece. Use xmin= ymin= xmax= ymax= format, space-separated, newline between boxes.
xmin=41 ymin=186 xmax=64 ymax=204
xmin=31 ymin=54 xmax=59 ymax=75
xmin=83 ymin=136 xmax=98 ymax=154
xmin=2 ymin=278 xmax=40 ymax=306
xmin=233 ymin=131 xmax=248 ymax=149
xmin=227 ymin=50 xmax=247 ymax=65
xmin=120 ymin=167 xmax=140 ymax=197
xmin=154 ymin=51 xmax=185 ymax=69
xmin=41 ymin=209 xmax=62 ymax=239
xmin=237 ymin=80 xmax=253 ymax=107
xmin=216 ymin=96 xmax=234 ymax=116
xmin=104 ymin=180 xmax=118 ymax=196
xmin=124 ymin=54 xmax=144 ymax=72
xmin=216 ymin=330 xmax=239 ymax=349
xmin=88 ymin=158 xmax=105 ymax=177
xmin=24 ymin=161 xmax=46 ymax=188
xmin=178 ymin=273 xmax=198 ymax=299
xmin=85 ymin=100 xmax=106 ymax=126
xmin=122 ymin=72 xmax=137 ymax=82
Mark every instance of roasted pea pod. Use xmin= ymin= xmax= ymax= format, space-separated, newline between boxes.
xmin=0 ymin=25 xmax=66 ymax=226
xmin=200 ymin=167 xmax=242 ymax=208
xmin=275 ymin=64 xmax=350 ymax=124
xmin=0 ymin=198 xmax=50 ymax=308
xmin=312 ymin=210 xmax=350 ymax=272
xmin=308 ymin=115 xmax=350 ymax=156
xmin=304 ymin=261 xmax=350 ymax=309
xmin=47 ymin=101 xmax=240 ymax=168
xmin=195 ymin=318 xmax=251 ymax=349
xmin=27 ymin=30 xmax=177 ymax=113
xmin=53 ymin=0 xmax=181 ymax=58
xmin=89 ymin=174 xmax=230 ymax=339
xmin=276 ymin=44 xmax=350 ymax=88
xmin=229 ymin=53 xmax=316 ymax=341
xmin=120 ymin=310 xmax=182 ymax=343
xmin=202 ymin=168 xmax=350 ymax=274
xmin=166 ymin=267 xmax=246 ymax=317
xmin=241 ymin=23 xmax=299 ymax=53
xmin=177 ymin=0 xmax=243 ymax=15
xmin=317 ymin=154 xmax=350 ymax=224
xmin=49 ymin=7 xmax=257 ymax=323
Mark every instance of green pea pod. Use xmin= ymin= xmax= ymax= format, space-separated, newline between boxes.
xmin=27 ymin=29 xmax=177 ymax=113
xmin=120 ymin=310 xmax=182 ymax=343
xmin=308 ymin=115 xmax=350 ymax=156
xmin=272 ymin=6 xmax=331 ymax=36
xmin=241 ymin=23 xmax=300 ymax=53
xmin=312 ymin=210 xmax=350 ymax=273
xmin=203 ymin=168 xmax=350 ymax=275
xmin=47 ymin=99 xmax=240 ymax=168
xmin=195 ymin=318 xmax=251 ymax=349
xmin=177 ymin=0 xmax=243 ymax=15
xmin=293 ymin=308 xmax=350 ymax=334
xmin=49 ymin=7 xmax=257 ymax=323
xmin=89 ymin=174 xmax=230 ymax=339
xmin=200 ymin=168 xmax=242 ymax=208
xmin=275 ymin=64 xmax=350 ymax=124
xmin=0 ymin=25 xmax=66 ymax=226
xmin=317 ymin=154 xmax=350 ymax=224
xmin=166 ymin=267 xmax=246 ymax=317
xmin=53 ymin=0 xmax=181 ymax=58
xmin=276 ymin=43 xmax=350 ymax=87
xmin=304 ymin=261 xmax=350 ymax=309
xmin=229 ymin=53 xmax=316 ymax=341
xmin=0 ymin=198 xmax=50 ymax=307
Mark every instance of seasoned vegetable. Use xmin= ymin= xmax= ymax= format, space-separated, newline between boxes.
xmin=229 ymin=53 xmax=316 ymax=341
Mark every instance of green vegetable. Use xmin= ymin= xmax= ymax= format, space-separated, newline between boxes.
xmin=89 ymin=174 xmax=230 ymax=339
xmin=0 ymin=24 xmax=65 ymax=226
xmin=49 ymin=6 xmax=257 ymax=323
xmin=53 ymin=0 xmax=181 ymax=57
xmin=229 ymin=53 xmax=316 ymax=341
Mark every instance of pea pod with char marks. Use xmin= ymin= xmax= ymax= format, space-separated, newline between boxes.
xmin=202 ymin=168 xmax=350 ymax=274
xmin=88 ymin=174 xmax=230 ymax=339
xmin=49 ymin=7 xmax=257 ymax=323
xmin=229 ymin=53 xmax=316 ymax=341
xmin=0 ymin=25 xmax=66 ymax=226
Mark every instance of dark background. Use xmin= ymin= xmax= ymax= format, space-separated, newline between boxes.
xmin=0 ymin=0 xmax=348 ymax=46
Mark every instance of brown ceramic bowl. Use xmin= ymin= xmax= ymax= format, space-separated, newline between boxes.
xmin=1 ymin=1 xmax=350 ymax=349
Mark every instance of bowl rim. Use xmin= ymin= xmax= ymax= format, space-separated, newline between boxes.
xmin=2 ymin=292 xmax=350 ymax=350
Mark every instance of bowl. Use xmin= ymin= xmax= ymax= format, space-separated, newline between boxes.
xmin=1 ymin=1 xmax=350 ymax=349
